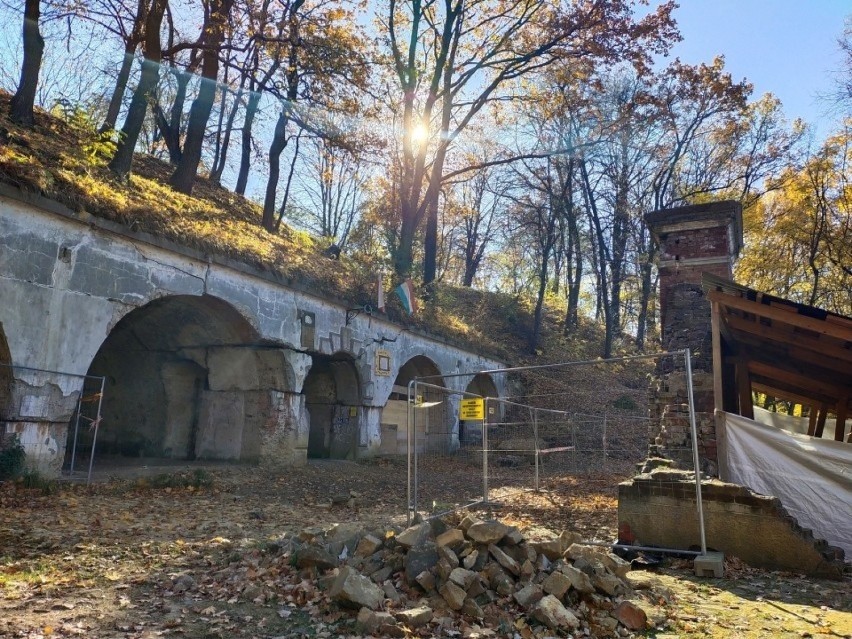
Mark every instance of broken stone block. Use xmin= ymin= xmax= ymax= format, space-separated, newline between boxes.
xmin=513 ymin=583 xmax=543 ymax=609
xmin=355 ymin=534 xmax=383 ymax=557
xmin=459 ymin=515 xmax=480 ymax=532
xmin=356 ymin=607 xmax=396 ymax=633
xmin=560 ymin=564 xmax=595 ymax=594
xmin=488 ymin=544 xmax=520 ymax=576
xmin=326 ymin=522 xmax=364 ymax=543
xmin=370 ymin=565 xmax=393 ymax=584
xmin=591 ymin=563 xmax=623 ymax=597
xmin=294 ymin=546 xmax=338 ymax=571
xmin=463 ymin=549 xmax=479 ymax=570
xmin=461 ymin=598 xmax=485 ymax=619
xmin=439 ymin=581 xmax=467 ymax=610
xmin=436 ymin=557 xmax=454 ymax=581
xmin=330 ymin=566 xmax=384 ymax=610
xmin=397 ymin=523 xmax=432 ymax=549
xmin=520 ymin=559 xmax=535 ymax=581
xmin=613 ymin=600 xmax=648 ymax=630
xmin=436 ymin=528 xmax=465 ymax=548
xmin=541 ymin=570 xmax=572 ymax=599
xmin=467 ymin=520 xmax=509 ymax=545
xmin=466 ymin=577 xmax=486 ymax=599
xmin=438 ymin=544 xmax=460 ymax=568
xmin=395 ymin=606 xmax=433 ymax=627
xmin=504 ymin=527 xmax=526 ymax=545
xmin=532 ymin=594 xmax=580 ymax=630
xmin=404 ymin=542 xmax=439 ymax=585
xmin=532 ymin=537 xmax=566 ymax=561
xmin=448 ymin=567 xmax=477 ymax=590
xmin=383 ymin=581 xmax=401 ymax=602
xmin=605 ymin=552 xmax=631 ymax=579
xmin=416 ymin=570 xmax=436 ymax=592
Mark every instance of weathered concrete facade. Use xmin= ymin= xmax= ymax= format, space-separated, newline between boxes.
xmin=0 ymin=187 xmax=504 ymax=476
xmin=645 ymin=201 xmax=742 ymax=475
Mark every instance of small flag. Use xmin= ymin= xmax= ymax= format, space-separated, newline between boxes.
xmin=394 ymin=279 xmax=418 ymax=314
xmin=376 ymin=273 xmax=385 ymax=313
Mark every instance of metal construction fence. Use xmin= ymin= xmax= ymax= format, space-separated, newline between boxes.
xmin=0 ymin=363 xmax=105 ymax=484
xmin=406 ymin=350 xmax=707 ymax=555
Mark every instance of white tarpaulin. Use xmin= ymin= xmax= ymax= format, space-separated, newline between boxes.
xmin=719 ymin=411 xmax=852 ymax=558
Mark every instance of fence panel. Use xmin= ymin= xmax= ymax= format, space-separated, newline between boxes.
xmin=406 ymin=351 xmax=706 ymax=554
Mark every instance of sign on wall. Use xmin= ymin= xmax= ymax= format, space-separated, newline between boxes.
xmin=375 ymin=349 xmax=391 ymax=377
xmin=459 ymin=398 xmax=485 ymax=420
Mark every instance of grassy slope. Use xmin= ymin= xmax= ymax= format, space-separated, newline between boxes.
xmin=0 ymin=94 xmax=613 ymax=368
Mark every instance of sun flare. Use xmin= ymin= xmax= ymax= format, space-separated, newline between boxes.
xmin=409 ymin=122 xmax=429 ymax=146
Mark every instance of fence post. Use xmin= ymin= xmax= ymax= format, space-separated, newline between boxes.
xmin=482 ymin=397 xmax=489 ymax=505
xmin=69 ymin=393 xmax=83 ymax=475
xmin=533 ymin=407 xmax=540 ymax=492
xmin=684 ymin=349 xmax=708 ymax=555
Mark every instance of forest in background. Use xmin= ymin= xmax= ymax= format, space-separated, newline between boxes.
xmin=1 ymin=0 xmax=850 ymax=357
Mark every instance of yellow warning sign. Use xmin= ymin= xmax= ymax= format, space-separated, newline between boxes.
xmin=459 ymin=398 xmax=485 ymax=420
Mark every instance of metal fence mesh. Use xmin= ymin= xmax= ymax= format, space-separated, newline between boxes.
xmin=0 ymin=363 xmax=104 ymax=483
xmin=406 ymin=352 xmax=705 ymax=550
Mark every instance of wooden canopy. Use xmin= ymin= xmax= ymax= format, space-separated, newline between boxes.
xmin=704 ymin=274 xmax=852 ymax=442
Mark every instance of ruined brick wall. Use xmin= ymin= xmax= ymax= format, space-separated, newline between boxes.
xmin=618 ymin=469 xmax=846 ymax=578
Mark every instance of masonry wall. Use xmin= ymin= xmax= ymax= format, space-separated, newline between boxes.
xmin=618 ymin=469 xmax=846 ymax=579
xmin=0 ymin=188 xmax=506 ymax=475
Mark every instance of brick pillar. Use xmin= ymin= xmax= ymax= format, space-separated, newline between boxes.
xmin=644 ymin=201 xmax=742 ymax=476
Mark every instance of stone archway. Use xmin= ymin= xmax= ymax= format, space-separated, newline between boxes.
xmin=72 ymin=294 xmax=292 ymax=464
xmin=461 ymin=372 xmax=499 ymax=446
xmin=304 ymin=352 xmax=361 ymax=459
xmin=380 ymin=355 xmax=448 ymax=454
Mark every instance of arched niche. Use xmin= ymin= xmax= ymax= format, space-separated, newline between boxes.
xmin=304 ymin=352 xmax=361 ymax=459
xmin=380 ymin=355 xmax=450 ymax=454
xmin=460 ymin=372 xmax=499 ymax=446
xmin=70 ymin=294 xmax=292 ymax=464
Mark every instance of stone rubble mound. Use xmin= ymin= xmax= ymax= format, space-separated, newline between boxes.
xmin=282 ymin=515 xmax=669 ymax=637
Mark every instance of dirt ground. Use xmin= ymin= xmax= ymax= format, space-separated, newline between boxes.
xmin=1 ymin=458 xmax=850 ymax=639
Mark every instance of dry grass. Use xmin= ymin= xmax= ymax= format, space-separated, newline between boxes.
xmin=0 ymin=93 xmax=622 ymax=365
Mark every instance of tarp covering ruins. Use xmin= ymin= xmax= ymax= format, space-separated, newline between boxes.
xmin=719 ymin=411 xmax=852 ymax=557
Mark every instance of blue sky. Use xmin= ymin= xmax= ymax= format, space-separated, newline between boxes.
xmin=667 ymin=0 xmax=850 ymax=134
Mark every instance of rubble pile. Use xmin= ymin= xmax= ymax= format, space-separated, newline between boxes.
xmin=279 ymin=515 xmax=670 ymax=637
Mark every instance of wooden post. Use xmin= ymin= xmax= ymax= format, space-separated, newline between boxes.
xmin=814 ymin=403 xmax=829 ymax=438
xmin=834 ymin=396 xmax=848 ymax=442
xmin=807 ymin=405 xmax=818 ymax=436
xmin=736 ymin=360 xmax=754 ymax=420
xmin=710 ymin=301 xmax=724 ymax=413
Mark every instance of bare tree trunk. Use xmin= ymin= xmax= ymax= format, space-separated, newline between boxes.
xmin=235 ymin=91 xmax=260 ymax=195
xmin=170 ymin=0 xmax=234 ymax=194
xmin=263 ymin=112 xmax=289 ymax=231
xmin=210 ymin=85 xmax=243 ymax=184
xmin=100 ymin=44 xmax=136 ymax=133
xmin=10 ymin=0 xmax=44 ymax=127
xmin=109 ymin=0 xmax=168 ymax=178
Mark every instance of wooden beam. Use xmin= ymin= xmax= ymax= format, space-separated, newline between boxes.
xmin=808 ymin=405 xmax=818 ymax=437
xmin=751 ymin=379 xmax=837 ymax=409
xmin=834 ymin=396 xmax=848 ymax=442
xmin=724 ymin=314 xmax=852 ymax=365
xmin=815 ymin=404 xmax=829 ymax=438
xmin=711 ymin=300 xmax=724 ymax=413
xmin=747 ymin=360 xmax=847 ymax=401
xmin=736 ymin=360 xmax=754 ymax=419
xmin=708 ymin=290 xmax=852 ymax=342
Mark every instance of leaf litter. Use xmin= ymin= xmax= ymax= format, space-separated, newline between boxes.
xmin=0 ymin=459 xmax=850 ymax=638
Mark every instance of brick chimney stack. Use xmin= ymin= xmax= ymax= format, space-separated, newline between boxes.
xmin=644 ymin=200 xmax=743 ymax=475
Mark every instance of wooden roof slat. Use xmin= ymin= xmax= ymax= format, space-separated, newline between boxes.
xmin=747 ymin=360 xmax=847 ymax=402
xmin=722 ymin=314 xmax=852 ymax=365
xmin=708 ymin=289 xmax=852 ymax=342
